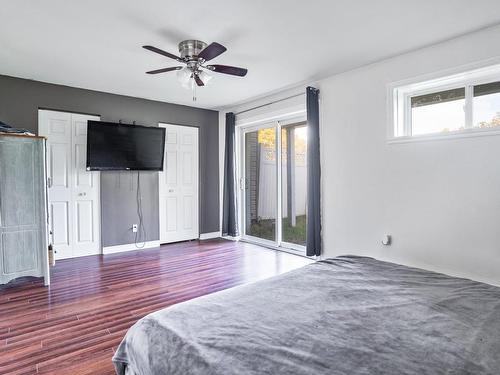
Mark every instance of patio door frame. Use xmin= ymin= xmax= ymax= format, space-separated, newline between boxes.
xmin=236 ymin=113 xmax=307 ymax=255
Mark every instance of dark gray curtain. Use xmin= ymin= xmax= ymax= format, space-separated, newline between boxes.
xmin=222 ymin=112 xmax=238 ymax=237
xmin=306 ymin=87 xmax=321 ymax=256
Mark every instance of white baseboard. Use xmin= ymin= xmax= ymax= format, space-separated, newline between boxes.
xmin=199 ymin=232 xmax=221 ymax=240
xmin=102 ymin=240 xmax=161 ymax=255
xmin=221 ymin=235 xmax=240 ymax=241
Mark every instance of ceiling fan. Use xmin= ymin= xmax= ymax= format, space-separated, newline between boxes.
xmin=143 ymin=40 xmax=248 ymax=101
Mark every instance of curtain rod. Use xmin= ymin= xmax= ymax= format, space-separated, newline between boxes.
xmin=234 ymin=92 xmax=305 ymax=116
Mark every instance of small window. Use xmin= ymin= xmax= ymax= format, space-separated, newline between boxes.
xmin=473 ymin=81 xmax=500 ymax=129
xmin=391 ymin=64 xmax=500 ymax=139
xmin=411 ymin=88 xmax=465 ymax=135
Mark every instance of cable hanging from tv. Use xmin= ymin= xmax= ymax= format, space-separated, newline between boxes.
xmin=134 ymin=171 xmax=147 ymax=249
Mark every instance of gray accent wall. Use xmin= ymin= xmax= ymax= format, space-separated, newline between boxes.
xmin=0 ymin=75 xmax=219 ymax=247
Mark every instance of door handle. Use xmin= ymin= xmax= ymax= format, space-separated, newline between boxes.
xmin=168 ymin=189 xmax=174 ymax=193
xmin=78 ymin=192 xmax=87 ymax=197
xmin=240 ymin=177 xmax=247 ymax=190
xmin=47 ymin=177 xmax=52 ymax=188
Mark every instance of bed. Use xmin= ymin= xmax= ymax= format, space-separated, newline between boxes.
xmin=113 ymin=256 xmax=500 ymax=374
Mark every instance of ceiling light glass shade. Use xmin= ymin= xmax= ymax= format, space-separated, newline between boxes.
xmin=176 ymin=67 xmax=192 ymax=89
xmin=198 ymin=70 xmax=213 ymax=85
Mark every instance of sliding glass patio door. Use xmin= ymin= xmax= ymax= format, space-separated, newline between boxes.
xmin=239 ymin=118 xmax=307 ymax=253
xmin=281 ymin=122 xmax=307 ymax=248
xmin=243 ymin=125 xmax=278 ymax=244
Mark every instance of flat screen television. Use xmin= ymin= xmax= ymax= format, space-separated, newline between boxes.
xmin=86 ymin=121 xmax=166 ymax=171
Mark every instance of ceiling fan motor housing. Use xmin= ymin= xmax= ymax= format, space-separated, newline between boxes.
xmin=178 ymin=40 xmax=207 ymax=60
xmin=143 ymin=40 xmax=247 ymax=93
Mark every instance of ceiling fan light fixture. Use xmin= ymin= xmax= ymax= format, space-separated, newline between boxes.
xmin=176 ymin=67 xmax=192 ymax=89
xmin=198 ymin=70 xmax=213 ymax=85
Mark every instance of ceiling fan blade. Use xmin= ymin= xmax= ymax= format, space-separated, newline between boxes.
xmin=198 ymin=42 xmax=227 ymax=62
xmin=194 ymin=74 xmax=205 ymax=87
xmin=146 ymin=67 xmax=183 ymax=74
xmin=207 ymin=64 xmax=248 ymax=77
xmin=142 ymin=45 xmax=182 ymax=62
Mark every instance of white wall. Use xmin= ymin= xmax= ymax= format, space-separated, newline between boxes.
xmin=221 ymin=24 xmax=500 ymax=286
xmin=317 ymin=24 xmax=500 ymax=286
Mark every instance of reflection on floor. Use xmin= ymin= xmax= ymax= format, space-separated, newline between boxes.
xmin=0 ymin=239 xmax=312 ymax=375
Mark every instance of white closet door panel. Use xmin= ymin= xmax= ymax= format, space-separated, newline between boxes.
xmin=166 ymin=131 xmax=177 ymax=144
xmin=39 ymin=111 xmax=73 ymax=259
xmin=166 ymin=151 xmax=178 ymax=185
xmin=50 ymin=202 xmax=69 ymax=246
xmin=179 ymin=128 xmax=198 ymax=238
xmin=71 ymin=113 xmax=100 ymax=257
xmin=75 ymin=143 xmax=93 ymax=188
xmin=182 ymin=151 xmax=193 ymax=184
xmin=183 ymin=196 xmax=193 ymax=230
xmin=49 ymin=119 xmax=67 ymax=135
xmin=166 ymin=197 xmax=178 ymax=232
xmin=49 ymin=143 xmax=70 ymax=188
xmin=48 ymin=118 xmax=71 ymax=140
xmin=182 ymin=133 xmax=193 ymax=145
xmin=75 ymin=200 xmax=94 ymax=242
xmin=39 ymin=110 xmax=101 ymax=259
xmin=74 ymin=118 xmax=89 ymax=137
xmin=159 ymin=124 xmax=199 ymax=243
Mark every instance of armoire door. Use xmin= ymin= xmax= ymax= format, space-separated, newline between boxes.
xmin=159 ymin=124 xmax=199 ymax=243
xmin=39 ymin=110 xmax=101 ymax=259
xmin=0 ymin=135 xmax=49 ymax=285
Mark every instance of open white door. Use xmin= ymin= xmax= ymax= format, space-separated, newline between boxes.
xmin=159 ymin=124 xmax=199 ymax=243
xmin=39 ymin=110 xmax=101 ymax=259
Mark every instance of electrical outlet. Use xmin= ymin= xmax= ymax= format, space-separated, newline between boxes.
xmin=132 ymin=224 xmax=138 ymax=233
xmin=382 ymin=234 xmax=392 ymax=246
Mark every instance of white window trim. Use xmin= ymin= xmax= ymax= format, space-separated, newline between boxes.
xmin=387 ymin=57 xmax=500 ymax=143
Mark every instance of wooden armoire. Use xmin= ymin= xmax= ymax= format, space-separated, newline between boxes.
xmin=0 ymin=134 xmax=50 ymax=285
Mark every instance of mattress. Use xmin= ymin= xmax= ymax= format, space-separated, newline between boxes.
xmin=113 ymin=256 xmax=500 ymax=374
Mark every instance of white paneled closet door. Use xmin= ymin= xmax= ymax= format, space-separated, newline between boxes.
xmin=39 ymin=110 xmax=101 ymax=259
xmin=159 ymin=124 xmax=199 ymax=243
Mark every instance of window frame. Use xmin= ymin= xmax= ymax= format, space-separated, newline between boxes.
xmin=388 ymin=61 xmax=500 ymax=142
xmin=236 ymin=113 xmax=308 ymax=256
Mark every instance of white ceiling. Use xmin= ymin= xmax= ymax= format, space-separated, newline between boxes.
xmin=2 ymin=0 xmax=500 ymax=110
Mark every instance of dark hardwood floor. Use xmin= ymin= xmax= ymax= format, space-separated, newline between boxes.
xmin=0 ymin=239 xmax=311 ymax=375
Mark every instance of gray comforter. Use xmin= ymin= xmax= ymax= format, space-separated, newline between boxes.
xmin=113 ymin=256 xmax=500 ymax=375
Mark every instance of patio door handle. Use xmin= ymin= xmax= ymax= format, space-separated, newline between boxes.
xmin=240 ymin=177 xmax=247 ymax=190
